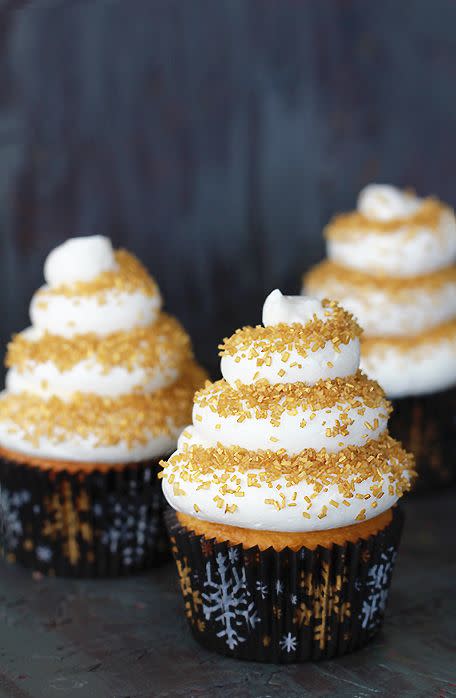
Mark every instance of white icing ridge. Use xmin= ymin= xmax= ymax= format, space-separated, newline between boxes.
xmin=162 ymin=292 xmax=409 ymax=532
xmin=328 ymin=207 xmax=456 ymax=277
xmin=30 ymin=287 xmax=162 ymax=338
xmin=221 ymin=337 xmax=360 ymax=387
xmin=192 ymin=398 xmax=387 ymax=455
xmin=6 ymin=358 xmax=178 ymax=400
xmin=360 ymin=336 xmax=456 ymax=398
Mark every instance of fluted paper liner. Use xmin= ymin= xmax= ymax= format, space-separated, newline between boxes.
xmin=0 ymin=456 xmax=169 ymax=577
xmin=166 ymin=507 xmax=403 ymax=663
xmin=390 ymin=386 xmax=456 ymax=492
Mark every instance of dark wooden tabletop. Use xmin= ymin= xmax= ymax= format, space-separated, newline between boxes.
xmin=0 ymin=489 xmax=455 ymax=698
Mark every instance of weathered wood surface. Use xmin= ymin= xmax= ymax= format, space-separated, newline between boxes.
xmin=0 ymin=1 xmax=456 ymax=373
xmin=0 ymin=490 xmax=455 ymax=698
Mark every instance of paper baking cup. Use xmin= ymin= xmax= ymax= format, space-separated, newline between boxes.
xmin=0 ymin=456 xmax=169 ymax=577
xmin=389 ymin=386 xmax=456 ymax=492
xmin=165 ymin=507 xmax=403 ymax=663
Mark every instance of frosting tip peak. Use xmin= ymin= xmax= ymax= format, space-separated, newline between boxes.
xmin=44 ymin=235 xmax=117 ymax=287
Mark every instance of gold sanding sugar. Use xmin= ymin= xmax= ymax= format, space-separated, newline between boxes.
xmin=194 ymin=370 xmax=390 ymax=423
xmin=323 ymin=197 xmax=450 ymax=240
xmin=305 ymin=260 xmax=456 ymax=298
xmin=36 ymin=250 xmax=159 ymax=300
xmin=160 ymin=433 xmax=415 ymax=499
xmin=361 ymin=318 xmax=456 ymax=355
xmin=7 ymin=313 xmax=192 ymax=374
xmin=219 ymin=299 xmax=361 ymax=359
xmin=0 ymin=362 xmax=206 ymax=448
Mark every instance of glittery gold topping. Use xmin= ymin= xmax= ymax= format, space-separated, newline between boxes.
xmin=7 ymin=313 xmax=191 ymax=374
xmin=219 ymin=299 xmax=361 ymax=360
xmin=160 ymin=433 xmax=414 ymax=501
xmin=37 ymin=250 xmax=159 ymax=300
xmin=305 ymin=260 xmax=456 ymax=299
xmin=324 ymin=197 xmax=450 ymax=240
xmin=0 ymin=362 xmax=206 ymax=449
xmin=361 ymin=318 xmax=456 ymax=356
xmin=194 ymin=370 xmax=390 ymax=425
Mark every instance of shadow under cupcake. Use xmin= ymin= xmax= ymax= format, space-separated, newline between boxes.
xmin=160 ymin=290 xmax=414 ymax=662
xmin=0 ymin=236 xmax=205 ymax=576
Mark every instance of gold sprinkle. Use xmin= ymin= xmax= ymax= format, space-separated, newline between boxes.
xmin=7 ymin=313 xmax=192 ymax=375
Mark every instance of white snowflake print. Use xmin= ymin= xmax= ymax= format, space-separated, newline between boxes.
xmin=36 ymin=545 xmax=53 ymax=562
xmin=255 ymin=581 xmax=269 ymax=599
xmin=361 ymin=546 xmax=397 ymax=630
xmin=100 ymin=502 xmax=158 ymax=567
xmin=275 ymin=580 xmax=283 ymax=595
xmin=202 ymin=552 xmax=260 ymax=650
xmin=290 ymin=594 xmax=298 ymax=606
xmin=228 ymin=547 xmax=239 ymax=564
xmin=0 ymin=487 xmax=30 ymax=550
xmin=280 ymin=632 xmax=297 ymax=653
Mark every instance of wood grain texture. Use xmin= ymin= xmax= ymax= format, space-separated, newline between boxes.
xmin=0 ymin=1 xmax=456 ymax=374
xmin=0 ymin=491 xmax=455 ymax=697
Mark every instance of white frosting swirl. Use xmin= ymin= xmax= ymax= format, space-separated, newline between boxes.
xmin=221 ymin=291 xmax=360 ymax=386
xmin=0 ymin=236 xmax=196 ymax=463
xmin=262 ymin=290 xmax=329 ymax=326
xmin=304 ymin=185 xmax=456 ymax=397
xmin=357 ymin=184 xmax=422 ymax=222
xmin=162 ymin=292 xmax=410 ymax=532
xmin=44 ymin=236 xmax=118 ymax=285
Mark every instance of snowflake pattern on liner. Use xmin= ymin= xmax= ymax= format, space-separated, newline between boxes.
xmin=202 ymin=552 xmax=260 ymax=649
xmin=360 ymin=546 xmax=397 ymax=630
xmin=280 ymin=632 xmax=297 ymax=653
xmin=36 ymin=545 xmax=53 ymax=562
xmin=0 ymin=486 xmax=30 ymax=550
xmin=98 ymin=499 xmax=159 ymax=568
xmin=256 ymin=581 xmax=269 ymax=599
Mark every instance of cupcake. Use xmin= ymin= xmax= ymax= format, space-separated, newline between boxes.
xmin=305 ymin=185 xmax=456 ymax=490
xmin=161 ymin=290 xmax=413 ymax=662
xmin=0 ymin=236 xmax=205 ymax=576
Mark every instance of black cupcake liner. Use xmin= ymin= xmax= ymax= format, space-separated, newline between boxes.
xmin=389 ymin=386 xmax=456 ymax=492
xmin=166 ymin=507 xmax=403 ymax=663
xmin=0 ymin=455 xmax=169 ymax=577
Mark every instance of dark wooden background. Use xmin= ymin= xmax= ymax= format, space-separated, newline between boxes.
xmin=0 ymin=0 xmax=456 ymax=373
